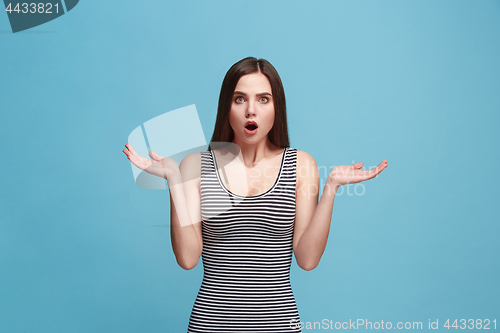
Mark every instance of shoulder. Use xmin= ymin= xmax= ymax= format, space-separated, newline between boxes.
xmin=295 ymin=150 xmax=319 ymax=185
xmin=179 ymin=152 xmax=202 ymax=179
xmin=295 ymin=149 xmax=317 ymax=168
xmin=180 ymin=151 xmax=202 ymax=166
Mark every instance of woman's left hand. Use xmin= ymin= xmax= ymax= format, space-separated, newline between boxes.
xmin=328 ymin=160 xmax=388 ymax=187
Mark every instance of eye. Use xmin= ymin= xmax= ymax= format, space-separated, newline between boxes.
xmin=235 ymin=96 xmax=245 ymax=103
xmin=260 ymin=97 xmax=269 ymax=103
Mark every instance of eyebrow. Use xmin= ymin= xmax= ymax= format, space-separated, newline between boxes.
xmin=233 ymin=91 xmax=272 ymax=97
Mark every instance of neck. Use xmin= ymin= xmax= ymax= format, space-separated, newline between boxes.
xmin=232 ymin=137 xmax=279 ymax=167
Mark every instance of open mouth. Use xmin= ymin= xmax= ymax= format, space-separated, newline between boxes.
xmin=244 ymin=121 xmax=258 ymax=135
xmin=245 ymin=123 xmax=258 ymax=131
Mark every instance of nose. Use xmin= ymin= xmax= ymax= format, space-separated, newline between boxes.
xmin=246 ymin=100 xmax=256 ymax=118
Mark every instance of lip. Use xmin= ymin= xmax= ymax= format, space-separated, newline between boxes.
xmin=244 ymin=121 xmax=258 ymax=135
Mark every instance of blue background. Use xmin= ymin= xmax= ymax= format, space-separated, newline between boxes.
xmin=1 ymin=1 xmax=499 ymax=332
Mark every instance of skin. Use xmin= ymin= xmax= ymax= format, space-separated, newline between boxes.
xmin=123 ymin=72 xmax=388 ymax=271
xmin=218 ymin=72 xmax=284 ymax=196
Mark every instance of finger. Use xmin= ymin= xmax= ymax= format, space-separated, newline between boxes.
xmin=351 ymin=162 xmax=363 ymax=170
xmin=123 ymin=148 xmax=138 ymax=162
xmin=351 ymin=161 xmax=387 ymax=182
xmin=366 ymin=163 xmax=386 ymax=179
xmin=124 ymin=144 xmax=141 ymax=158
xmin=149 ymin=151 xmax=165 ymax=161
xmin=123 ymin=146 xmax=149 ymax=169
xmin=378 ymin=160 xmax=388 ymax=172
xmin=353 ymin=166 xmax=377 ymax=181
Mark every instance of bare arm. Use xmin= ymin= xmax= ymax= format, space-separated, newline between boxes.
xmin=123 ymin=144 xmax=203 ymax=270
xmin=293 ymin=151 xmax=388 ymax=271
xmin=168 ymin=153 xmax=203 ymax=270
xmin=293 ymin=151 xmax=332 ymax=271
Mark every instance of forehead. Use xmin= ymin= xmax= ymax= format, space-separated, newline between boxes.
xmin=234 ymin=73 xmax=272 ymax=93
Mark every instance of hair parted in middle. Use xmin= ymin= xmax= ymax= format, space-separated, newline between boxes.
xmin=209 ymin=57 xmax=290 ymax=150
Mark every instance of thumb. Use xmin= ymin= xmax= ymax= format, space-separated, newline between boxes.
xmin=149 ymin=151 xmax=164 ymax=161
xmin=352 ymin=162 xmax=363 ymax=169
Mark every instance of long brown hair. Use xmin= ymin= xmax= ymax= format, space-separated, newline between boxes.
xmin=209 ymin=57 xmax=290 ymax=150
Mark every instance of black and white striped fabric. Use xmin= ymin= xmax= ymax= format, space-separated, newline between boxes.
xmin=187 ymin=147 xmax=302 ymax=332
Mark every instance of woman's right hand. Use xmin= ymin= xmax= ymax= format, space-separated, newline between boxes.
xmin=123 ymin=144 xmax=179 ymax=180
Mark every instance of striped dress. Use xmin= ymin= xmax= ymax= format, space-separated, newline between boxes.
xmin=187 ymin=147 xmax=302 ymax=332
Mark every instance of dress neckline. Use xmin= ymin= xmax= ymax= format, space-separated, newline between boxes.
xmin=211 ymin=148 xmax=287 ymax=198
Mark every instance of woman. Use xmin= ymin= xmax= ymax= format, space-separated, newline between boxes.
xmin=123 ymin=57 xmax=388 ymax=332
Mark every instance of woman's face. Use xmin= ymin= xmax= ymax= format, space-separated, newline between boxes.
xmin=229 ymin=73 xmax=275 ymax=145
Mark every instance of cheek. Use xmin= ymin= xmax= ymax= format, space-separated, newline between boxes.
xmin=228 ymin=109 xmax=238 ymax=131
xmin=267 ymin=110 xmax=275 ymax=129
